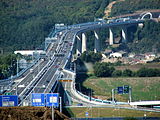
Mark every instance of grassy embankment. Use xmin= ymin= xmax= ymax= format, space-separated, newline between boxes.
xmin=80 ymin=62 xmax=160 ymax=101
xmin=66 ymin=107 xmax=160 ymax=118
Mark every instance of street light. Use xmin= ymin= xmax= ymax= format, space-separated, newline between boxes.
xmin=144 ymin=113 xmax=147 ymax=120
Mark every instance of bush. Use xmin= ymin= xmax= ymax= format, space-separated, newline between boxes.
xmin=122 ymin=69 xmax=133 ymax=77
xmin=112 ymin=70 xmax=122 ymax=77
xmin=137 ymin=67 xmax=160 ymax=77
xmin=80 ymin=51 xmax=102 ymax=63
xmin=93 ymin=62 xmax=115 ymax=77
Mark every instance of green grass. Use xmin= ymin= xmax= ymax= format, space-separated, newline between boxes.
xmin=116 ymin=63 xmax=160 ymax=71
xmin=66 ymin=107 xmax=160 ymax=118
xmin=83 ymin=77 xmax=160 ymax=101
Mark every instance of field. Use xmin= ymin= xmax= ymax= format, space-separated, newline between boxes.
xmin=66 ymin=107 xmax=160 ymax=118
xmin=115 ymin=63 xmax=160 ymax=71
xmin=0 ymin=107 xmax=69 ymax=120
xmin=83 ymin=77 xmax=160 ymax=101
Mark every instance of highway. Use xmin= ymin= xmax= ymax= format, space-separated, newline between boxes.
xmin=4 ymin=18 xmax=147 ymax=106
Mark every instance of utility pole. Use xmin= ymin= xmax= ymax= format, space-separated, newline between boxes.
xmin=16 ymin=83 xmax=18 ymax=95
xmin=129 ymin=87 xmax=132 ymax=102
xmin=52 ymin=104 xmax=54 ymax=120
xmin=112 ymin=89 xmax=115 ymax=104
xmin=60 ymin=97 xmax=62 ymax=113
xmin=16 ymin=58 xmax=19 ymax=76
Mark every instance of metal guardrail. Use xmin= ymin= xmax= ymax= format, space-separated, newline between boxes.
xmin=72 ymin=117 xmax=160 ymax=120
xmin=0 ymin=58 xmax=40 ymax=85
xmin=76 ymin=90 xmax=111 ymax=104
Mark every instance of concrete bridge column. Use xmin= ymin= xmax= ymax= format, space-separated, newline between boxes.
xmin=94 ymin=31 xmax=100 ymax=53
xmin=76 ymin=35 xmax=82 ymax=56
xmin=121 ymin=27 xmax=128 ymax=43
xmin=109 ymin=28 xmax=114 ymax=45
xmin=82 ymin=33 xmax=87 ymax=53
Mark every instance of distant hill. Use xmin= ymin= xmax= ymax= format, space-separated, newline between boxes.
xmin=107 ymin=0 xmax=160 ymax=53
xmin=0 ymin=0 xmax=160 ymax=54
xmin=0 ymin=0 xmax=109 ymax=53
xmin=110 ymin=0 xmax=160 ymax=17
xmin=126 ymin=20 xmax=160 ymax=53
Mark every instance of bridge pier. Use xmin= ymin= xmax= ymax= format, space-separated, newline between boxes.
xmin=82 ymin=33 xmax=87 ymax=53
xmin=121 ymin=27 xmax=128 ymax=43
xmin=109 ymin=28 xmax=114 ymax=45
xmin=76 ymin=35 xmax=82 ymax=56
xmin=94 ymin=31 xmax=100 ymax=53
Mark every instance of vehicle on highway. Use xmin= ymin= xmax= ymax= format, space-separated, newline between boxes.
xmin=77 ymin=103 xmax=83 ymax=106
xmin=30 ymin=69 xmax=33 ymax=73
xmin=54 ymin=65 xmax=59 ymax=68
xmin=58 ymin=68 xmax=63 ymax=71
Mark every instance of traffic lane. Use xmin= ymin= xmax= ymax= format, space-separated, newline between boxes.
xmin=33 ymin=43 xmax=65 ymax=93
xmin=11 ymin=58 xmax=49 ymax=96
xmin=34 ymin=63 xmax=58 ymax=93
xmin=43 ymin=72 xmax=60 ymax=93
xmin=35 ymin=42 xmax=71 ymax=93
xmin=13 ymin=31 xmax=65 ymax=97
xmin=36 ymin=56 xmax=65 ymax=93
xmin=20 ymin=30 xmax=73 ymax=95
xmin=12 ymin=59 xmax=48 ymax=95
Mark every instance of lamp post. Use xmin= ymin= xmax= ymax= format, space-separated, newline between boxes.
xmin=112 ymin=89 xmax=115 ymax=104
xmin=52 ymin=93 xmax=54 ymax=120
xmin=59 ymin=97 xmax=62 ymax=113
xmin=144 ymin=113 xmax=146 ymax=120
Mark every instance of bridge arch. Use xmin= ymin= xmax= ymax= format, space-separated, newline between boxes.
xmin=140 ymin=12 xmax=153 ymax=19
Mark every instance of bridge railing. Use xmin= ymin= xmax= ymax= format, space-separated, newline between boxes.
xmin=0 ymin=57 xmax=40 ymax=85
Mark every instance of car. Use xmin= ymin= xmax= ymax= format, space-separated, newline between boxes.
xmin=69 ymin=42 xmax=72 ymax=46
xmin=64 ymin=41 xmax=68 ymax=43
xmin=30 ymin=69 xmax=33 ymax=73
xmin=46 ymin=80 xmax=50 ymax=83
xmin=55 ymin=65 xmax=59 ymax=68
xmin=58 ymin=68 xmax=63 ymax=71
xmin=77 ymin=103 xmax=83 ymax=106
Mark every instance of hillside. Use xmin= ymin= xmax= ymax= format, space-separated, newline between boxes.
xmin=110 ymin=0 xmax=160 ymax=17
xmin=0 ymin=107 xmax=69 ymax=120
xmin=83 ymin=77 xmax=160 ymax=101
xmin=0 ymin=0 xmax=109 ymax=53
xmin=127 ymin=20 xmax=160 ymax=53
xmin=106 ymin=0 xmax=160 ymax=53
xmin=1 ymin=0 xmax=160 ymax=54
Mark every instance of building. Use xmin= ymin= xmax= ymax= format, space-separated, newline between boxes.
xmin=14 ymin=50 xmax=45 ymax=56
xmin=110 ymin=51 xmax=127 ymax=58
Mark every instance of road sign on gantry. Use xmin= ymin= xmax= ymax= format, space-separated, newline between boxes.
xmin=117 ymin=87 xmax=123 ymax=94
xmin=123 ymin=85 xmax=129 ymax=94
xmin=0 ymin=95 xmax=18 ymax=107
xmin=32 ymin=93 xmax=45 ymax=106
xmin=46 ymin=93 xmax=59 ymax=107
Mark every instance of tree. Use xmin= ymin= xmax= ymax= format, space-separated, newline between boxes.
xmin=122 ymin=69 xmax=133 ymax=77
xmin=80 ymin=51 xmax=102 ymax=63
xmin=137 ymin=67 xmax=160 ymax=77
xmin=93 ymin=62 xmax=115 ymax=77
xmin=112 ymin=70 xmax=122 ymax=77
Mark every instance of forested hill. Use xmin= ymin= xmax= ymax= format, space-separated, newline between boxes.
xmin=0 ymin=0 xmax=109 ymax=53
xmin=110 ymin=0 xmax=160 ymax=17
xmin=0 ymin=0 xmax=160 ymax=54
xmin=109 ymin=0 xmax=160 ymax=53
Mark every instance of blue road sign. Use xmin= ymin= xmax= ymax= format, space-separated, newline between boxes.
xmin=117 ymin=87 xmax=123 ymax=94
xmin=123 ymin=85 xmax=129 ymax=94
xmin=85 ymin=112 xmax=89 ymax=117
xmin=0 ymin=95 xmax=18 ymax=107
xmin=46 ymin=93 xmax=59 ymax=107
xmin=32 ymin=93 xmax=45 ymax=106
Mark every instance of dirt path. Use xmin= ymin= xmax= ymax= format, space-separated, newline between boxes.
xmin=103 ymin=0 xmax=125 ymax=19
xmin=103 ymin=0 xmax=160 ymax=19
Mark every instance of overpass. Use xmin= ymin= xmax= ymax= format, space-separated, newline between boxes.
xmin=1 ymin=15 xmax=160 ymax=109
